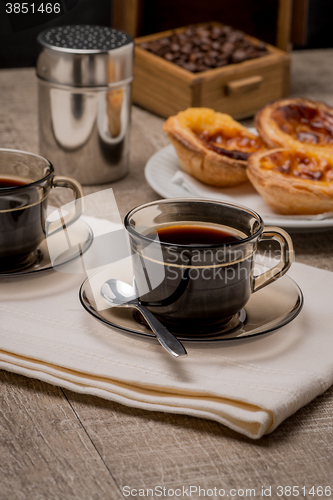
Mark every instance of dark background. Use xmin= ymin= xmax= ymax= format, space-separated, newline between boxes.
xmin=306 ymin=0 xmax=333 ymax=48
xmin=136 ymin=0 xmax=333 ymax=49
xmin=138 ymin=0 xmax=279 ymax=47
xmin=0 ymin=0 xmax=332 ymax=69
xmin=0 ymin=0 xmax=111 ymax=68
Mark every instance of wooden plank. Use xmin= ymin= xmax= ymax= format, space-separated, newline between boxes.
xmin=64 ymin=387 xmax=333 ymax=495
xmin=0 ymin=370 xmax=123 ymax=500
xmin=194 ymin=52 xmax=288 ymax=84
xmin=124 ymin=0 xmax=140 ymax=37
xmin=111 ymin=0 xmax=125 ymax=31
xmin=200 ymin=56 xmax=290 ymax=119
xmin=133 ymin=47 xmax=195 ymax=117
xmin=112 ymin=0 xmax=140 ymax=37
xmin=226 ymin=75 xmax=263 ymax=95
xmin=282 ymin=56 xmax=291 ymax=96
xmin=133 ymin=70 xmax=193 ymax=117
xmin=134 ymin=46 xmax=195 ymax=84
xmin=291 ymin=0 xmax=309 ymax=46
xmin=276 ymin=0 xmax=293 ymax=51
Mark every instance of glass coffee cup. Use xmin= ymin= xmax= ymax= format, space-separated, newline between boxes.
xmin=124 ymin=199 xmax=294 ymax=334
xmin=0 ymin=148 xmax=84 ymax=272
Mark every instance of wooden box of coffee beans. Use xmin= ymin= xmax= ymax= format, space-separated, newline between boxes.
xmin=132 ymin=23 xmax=290 ymax=119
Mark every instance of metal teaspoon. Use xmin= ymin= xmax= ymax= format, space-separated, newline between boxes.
xmin=101 ymin=279 xmax=187 ymax=358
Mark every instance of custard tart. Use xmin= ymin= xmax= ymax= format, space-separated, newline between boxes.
xmin=163 ymin=108 xmax=265 ymax=187
xmin=247 ymin=148 xmax=333 ymax=215
xmin=255 ymin=98 xmax=333 ymax=152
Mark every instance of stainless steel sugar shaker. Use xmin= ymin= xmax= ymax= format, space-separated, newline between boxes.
xmin=36 ymin=25 xmax=134 ymax=185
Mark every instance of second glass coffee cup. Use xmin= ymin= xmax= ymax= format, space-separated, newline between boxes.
xmin=0 ymin=148 xmax=84 ymax=272
xmin=125 ymin=199 xmax=294 ymax=333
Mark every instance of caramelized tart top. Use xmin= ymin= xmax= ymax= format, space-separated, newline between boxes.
xmin=176 ymin=108 xmax=265 ymax=161
xmin=260 ymin=150 xmax=333 ymax=182
xmin=197 ymin=130 xmax=263 ymax=160
xmin=271 ymin=103 xmax=333 ymax=146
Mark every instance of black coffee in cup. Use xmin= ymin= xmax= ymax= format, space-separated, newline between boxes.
xmin=125 ymin=199 xmax=294 ymax=335
xmin=0 ymin=176 xmax=29 ymax=188
xmin=133 ymin=223 xmax=251 ymax=331
xmin=153 ymin=224 xmax=241 ymax=245
xmin=0 ymin=175 xmax=47 ymax=271
xmin=0 ymin=149 xmax=84 ymax=273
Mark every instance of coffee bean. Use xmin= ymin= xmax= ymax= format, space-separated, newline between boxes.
xmin=222 ymin=26 xmax=232 ymax=35
xmin=156 ymin=47 xmax=168 ymax=57
xmin=257 ymin=41 xmax=267 ymax=50
xmin=181 ymin=43 xmax=193 ymax=54
xmin=193 ymin=37 xmax=202 ymax=46
xmin=216 ymin=58 xmax=229 ymax=67
xmin=170 ymin=43 xmax=180 ymax=52
xmin=195 ymin=64 xmax=208 ymax=72
xmin=165 ymin=53 xmax=176 ymax=61
xmin=177 ymin=33 xmax=187 ymax=42
xmin=211 ymin=41 xmax=221 ymax=51
xmin=232 ymin=49 xmax=247 ymax=63
xmin=159 ymin=37 xmax=170 ymax=46
xmin=177 ymin=54 xmax=187 ymax=62
xmin=182 ymin=62 xmax=197 ymax=72
xmin=138 ymin=24 xmax=268 ymax=73
xmin=189 ymin=51 xmax=204 ymax=62
xmin=211 ymin=27 xmax=222 ymax=39
xmin=221 ymin=42 xmax=234 ymax=55
xmin=197 ymin=28 xmax=210 ymax=37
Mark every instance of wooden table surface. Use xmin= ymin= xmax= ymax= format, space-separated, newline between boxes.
xmin=1 ymin=50 xmax=333 ymax=500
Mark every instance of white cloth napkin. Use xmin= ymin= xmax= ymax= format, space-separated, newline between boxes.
xmin=1 ymin=217 xmax=333 ymax=439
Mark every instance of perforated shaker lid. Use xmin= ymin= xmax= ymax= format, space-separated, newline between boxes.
xmin=36 ymin=25 xmax=134 ymax=87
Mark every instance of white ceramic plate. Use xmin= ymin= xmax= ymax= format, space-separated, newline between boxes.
xmin=145 ymin=144 xmax=333 ymax=232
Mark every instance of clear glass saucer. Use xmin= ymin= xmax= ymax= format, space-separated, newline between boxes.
xmin=79 ymin=267 xmax=303 ymax=343
xmin=0 ymin=213 xmax=93 ymax=278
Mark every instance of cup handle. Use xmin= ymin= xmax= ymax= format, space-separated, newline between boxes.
xmin=253 ymin=226 xmax=294 ymax=293
xmin=46 ymin=175 xmax=84 ymax=237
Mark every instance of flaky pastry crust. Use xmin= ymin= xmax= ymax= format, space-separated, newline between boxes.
xmin=247 ymin=148 xmax=333 ymax=215
xmin=255 ymin=98 xmax=333 ymax=152
xmin=163 ymin=108 xmax=265 ymax=187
